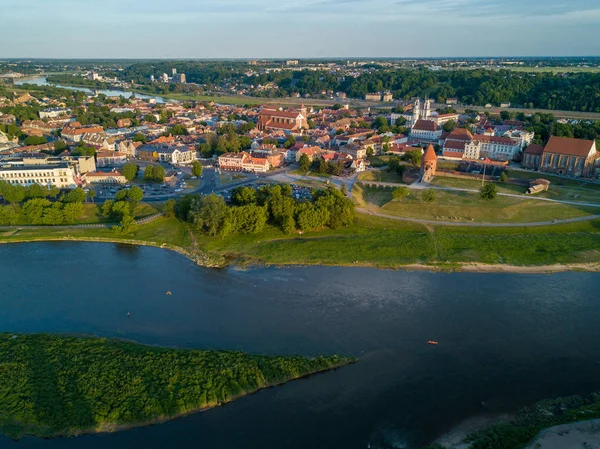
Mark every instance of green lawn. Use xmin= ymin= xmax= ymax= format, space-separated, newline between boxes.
xmin=358 ymin=170 xmax=405 ymax=183
xmin=356 ymin=185 xmax=600 ymax=223
xmin=2 ymin=209 xmax=600 ymax=269
xmin=430 ymin=176 xmax=528 ymax=194
xmin=367 ymin=155 xmax=391 ymax=168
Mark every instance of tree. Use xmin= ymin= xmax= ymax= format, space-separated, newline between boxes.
xmin=22 ymin=198 xmax=52 ymax=224
xmin=132 ymin=133 xmax=146 ymax=143
xmin=163 ymin=199 xmax=176 ymax=218
xmin=404 ymin=150 xmax=422 ymax=166
xmin=153 ymin=165 xmax=165 ymax=183
xmin=87 ymin=190 xmax=96 ymax=204
xmin=392 ymin=186 xmax=409 ymax=201
xmin=62 ymin=188 xmax=86 ymax=204
xmin=341 ymin=183 xmax=348 ymax=196
xmin=231 ymin=186 xmax=257 ymax=206
xmin=122 ymin=163 xmax=139 ymax=182
xmin=1 ymin=183 xmax=26 ymax=204
xmin=480 ymin=183 xmax=498 ymax=200
xmin=113 ymin=214 xmax=138 ymax=234
xmin=499 ymin=172 xmax=508 ymax=183
xmin=63 ymin=202 xmax=83 ymax=224
xmin=422 ymin=189 xmax=436 ymax=203
xmin=127 ymin=186 xmax=144 ymax=204
xmin=284 ymin=134 xmax=296 ymax=149
xmin=366 ymin=147 xmax=375 ymax=158
xmin=26 ymin=184 xmax=48 ymax=199
xmin=189 ymin=194 xmax=230 ymax=236
xmin=442 ymin=120 xmax=457 ymax=132
xmin=299 ymin=153 xmax=311 ymax=173
xmin=144 ymin=165 xmax=155 ymax=182
xmin=191 ymin=160 xmax=203 ymax=177
xmin=102 ymin=200 xmax=114 ymax=217
xmin=42 ymin=203 xmax=64 ymax=225
xmin=0 ymin=205 xmax=19 ymax=225
xmin=24 ymin=135 xmax=47 ymax=146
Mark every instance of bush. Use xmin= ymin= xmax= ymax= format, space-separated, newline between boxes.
xmin=422 ymin=189 xmax=436 ymax=203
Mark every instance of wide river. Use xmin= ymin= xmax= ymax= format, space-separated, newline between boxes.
xmin=1 ymin=242 xmax=600 ymax=449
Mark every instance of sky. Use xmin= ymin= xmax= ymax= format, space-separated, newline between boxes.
xmin=1 ymin=0 xmax=600 ymax=59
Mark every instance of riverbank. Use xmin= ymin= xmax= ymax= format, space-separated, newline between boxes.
xmin=1 ymin=212 xmax=600 ymax=273
xmin=0 ymin=333 xmax=354 ymax=440
xmin=429 ymin=391 xmax=600 ymax=449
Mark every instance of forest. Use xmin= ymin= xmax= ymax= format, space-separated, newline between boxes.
xmin=0 ymin=333 xmax=352 ymax=439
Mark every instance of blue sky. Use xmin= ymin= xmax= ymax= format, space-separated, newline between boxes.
xmin=1 ymin=0 xmax=599 ymax=58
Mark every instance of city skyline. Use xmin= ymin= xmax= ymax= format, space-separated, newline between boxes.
xmin=2 ymin=0 xmax=600 ymax=59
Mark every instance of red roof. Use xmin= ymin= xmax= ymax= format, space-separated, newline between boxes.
xmin=423 ymin=144 xmax=437 ymax=162
xmin=446 ymin=128 xmax=474 ymax=142
xmin=523 ymin=144 xmax=544 ymax=155
xmin=413 ymin=119 xmax=438 ymax=132
xmin=543 ymin=136 xmax=595 ymax=157
xmin=444 ymin=140 xmax=466 ymax=151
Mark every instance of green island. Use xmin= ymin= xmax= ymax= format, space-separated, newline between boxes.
xmin=427 ymin=391 xmax=600 ymax=449
xmin=0 ymin=333 xmax=353 ymax=439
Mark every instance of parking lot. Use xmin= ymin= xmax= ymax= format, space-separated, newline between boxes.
xmin=456 ymin=161 xmax=507 ymax=177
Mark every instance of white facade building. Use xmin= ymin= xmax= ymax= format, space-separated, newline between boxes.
xmin=0 ymin=163 xmax=77 ymax=188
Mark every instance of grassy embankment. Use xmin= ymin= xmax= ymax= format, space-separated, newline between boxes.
xmin=429 ymin=392 xmax=600 ymax=449
xmin=3 ymin=209 xmax=599 ymax=269
xmin=0 ymin=333 xmax=353 ymax=439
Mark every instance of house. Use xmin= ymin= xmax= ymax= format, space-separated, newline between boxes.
xmin=155 ymin=145 xmax=196 ymax=164
xmin=137 ymin=146 xmax=159 ymax=162
xmin=410 ymin=120 xmax=442 ymax=140
xmin=84 ymin=170 xmax=127 ymax=184
xmin=96 ymin=151 xmax=127 ymax=167
xmin=257 ymin=107 xmax=308 ymax=133
xmin=39 ymin=108 xmax=71 ymax=119
xmin=218 ymin=152 xmax=270 ymax=173
xmin=116 ymin=118 xmax=132 ymax=128
xmin=538 ymin=136 xmax=598 ymax=178
xmin=61 ymin=125 xmax=104 ymax=142
xmin=442 ymin=128 xmax=520 ymax=161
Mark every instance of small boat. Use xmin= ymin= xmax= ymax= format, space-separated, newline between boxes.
xmin=427 ymin=340 xmax=439 ymax=345
xmin=166 ymin=291 xmax=172 ymax=296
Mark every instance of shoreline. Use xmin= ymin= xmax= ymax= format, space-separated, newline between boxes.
xmin=1 ymin=236 xmax=600 ymax=274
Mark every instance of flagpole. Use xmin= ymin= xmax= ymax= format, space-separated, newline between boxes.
xmin=482 ymin=159 xmax=487 ymax=187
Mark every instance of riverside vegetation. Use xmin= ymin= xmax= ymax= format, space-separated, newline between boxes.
xmin=0 ymin=333 xmax=353 ymax=439
xmin=426 ymin=391 xmax=600 ymax=449
xmin=1 ymin=181 xmax=600 ymax=270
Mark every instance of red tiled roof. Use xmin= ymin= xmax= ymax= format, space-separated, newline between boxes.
xmin=443 ymin=150 xmax=464 ymax=158
xmin=444 ymin=140 xmax=466 ymax=150
xmin=543 ymin=136 xmax=595 ymax=157
xmin=413 ymin=119 xmax=438 ymax=132
xmin=423 ymin=144 xmax=437 ymax=162
xmin=447 ymin=128 xmax=473 ymax=142
xmin=523 ymin=144 xmax=544 ymax=155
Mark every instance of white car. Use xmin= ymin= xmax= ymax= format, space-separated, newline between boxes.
xmin=190 ymin=176 xmax=197 ymax=179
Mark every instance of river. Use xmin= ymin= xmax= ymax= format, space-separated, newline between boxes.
xmin=1 ymin=242 xmax=600 ymax=449
xmin=14 ymin=77 xmax=166 ymax=103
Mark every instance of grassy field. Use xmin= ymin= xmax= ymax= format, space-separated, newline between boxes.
xmin=2 ymin=208 xmax=600 ymax=269
xmin=0 ymin=333 xmax=352 ymax=439
xmin=367 ymin=155 xmax=392 ymax=168
xmin=358 ymin=170 xmax=405 ymax=183
xmin=355 ymin=184 xmax=600 ymax=223
xmin=430 ymin=177 xmax=528 ymax=195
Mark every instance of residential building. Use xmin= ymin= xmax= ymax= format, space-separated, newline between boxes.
xmin=84 ymin=170 xmax=127 ymax=184
xmin=443 ymin=128 xmax=520 ymax=161
xmin=61 ymin=125 xmax=104 ymax=143
xmin=96 ymin=151 xmax=127 ymax=167
xmin=0 ymin=163 xmax=76 ymax=188
xmin=39 ymin=107 xmax=71 ymax=119
xmin=156 ymin=145 xmax=196 ymax=164
xmin=365 ymin=93 xmax=382 ymax=101
xmin=218 ymin=152 xmax=270 ymax=172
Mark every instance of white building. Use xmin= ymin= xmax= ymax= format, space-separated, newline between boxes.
xmin=0 ymin=163 xmax=77 ymax=188
xmin=503 ymin=129 xmax=535 ymax=150
xmin=39 ymin=108 xmax=71 ymax=119
xmin=410 ymin=119 xmax=442 ymax=140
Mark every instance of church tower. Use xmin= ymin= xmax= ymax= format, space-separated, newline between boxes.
xmin=412 ymin=99 xmax=421 ymax=126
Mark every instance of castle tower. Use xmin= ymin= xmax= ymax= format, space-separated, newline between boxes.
xmin=420 ymin=144 xmax=438 ymax=182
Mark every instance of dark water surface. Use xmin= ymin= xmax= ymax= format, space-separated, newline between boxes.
xmin=1 ymin=242 xmax=600 ymax=449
